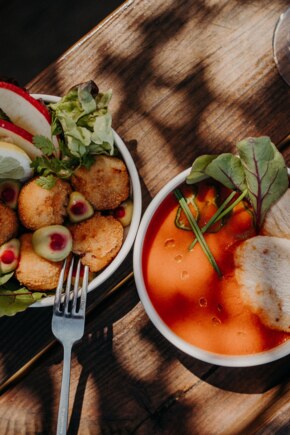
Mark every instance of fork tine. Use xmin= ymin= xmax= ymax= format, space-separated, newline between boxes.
xmin=53 ymin=258 xmax=67 ymax=312
xmin=71 ymin=258 xmax=81 ymax=313
xmin=64 ymin=256 xmax=75 ymax=315
xmin=79 ymin=265 xmax=89 ymax=314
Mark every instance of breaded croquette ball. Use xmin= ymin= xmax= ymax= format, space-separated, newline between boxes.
xmin=70 ymin=213 xmax=124 ymax=272
xmin=16 ymin=233 xmax=66 ymax=291
xmin=71 ymin=155 xmax=130 ymax=210
xmin=0 ymin=202 xmax=18 ymax=246
xmin=18 ymin=177 xmax=72 ymax=230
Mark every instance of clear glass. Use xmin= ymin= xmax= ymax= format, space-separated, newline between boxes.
xmin=273 ymin=6 xmax=290 ymax=86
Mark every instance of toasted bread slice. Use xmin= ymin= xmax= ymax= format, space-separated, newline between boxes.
xmin=262 ymin=188 xmax=290 ymax=239
xmin=235 ymin=235 xmax=290 ymax=332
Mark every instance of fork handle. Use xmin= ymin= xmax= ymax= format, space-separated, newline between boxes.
xmin=56 ymin=343 xmax=73 ymax=435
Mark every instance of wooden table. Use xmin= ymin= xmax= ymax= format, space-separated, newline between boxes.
xmin=1 ymin=1 xmax=290 ymax=433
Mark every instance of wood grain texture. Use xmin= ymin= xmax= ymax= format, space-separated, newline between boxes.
xmin=0 ymin=0 xmax=290 ymax=433
xmin=28 ymin=0 xmax=290 ymax=199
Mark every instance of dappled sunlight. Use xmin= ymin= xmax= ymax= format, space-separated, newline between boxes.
xmin=5 ymin=0 xmax=289 ymax=433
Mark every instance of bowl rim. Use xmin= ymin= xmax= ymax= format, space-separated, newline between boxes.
xmin=133 ymin=167 xmax=290 ymax=367
xmin=31 ymin=94 xmax=142 ymax=307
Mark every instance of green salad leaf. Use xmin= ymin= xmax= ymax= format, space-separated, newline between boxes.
xmin=237 ymin=136 xmax=288 ymax=229
xmin=187 ymin=153 xmax=246 ymax=191
xmin=33 ymin=135 xmax=56 ymax=156
xmin=186 ymin=136 xmax=288 ymax=230
xmin=205 ymin=153 xmax=246 ymax=191
xmin=0 ymin=288 xmax=46 ymax=316
xmin=36 ymin=174 xmax=57 ymax=189
xmin=0 ymin=272 xmax=14 ymax=286
xmin=186 ymin=155 xmax=217 ymax=184
xmin=49 ymin=81 xmax=114 ymax=158
xmin=0 ymin=274 xmax=47 ymax=316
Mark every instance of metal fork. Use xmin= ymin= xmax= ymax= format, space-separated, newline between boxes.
xmin=52 ymin=257 xmax=89 ymax=435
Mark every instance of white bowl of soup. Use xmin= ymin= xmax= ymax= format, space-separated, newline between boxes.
xmin=133 ymin=168 xmax=290 ymax=367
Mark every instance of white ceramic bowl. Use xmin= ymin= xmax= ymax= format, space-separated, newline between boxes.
xmin=31 ymin=94 xmax=142 ymax=307
xmin=133 ymin=168 xmax=290 ymax=367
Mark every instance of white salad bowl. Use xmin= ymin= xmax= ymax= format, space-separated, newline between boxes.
xmin=133 ymin=168 xmax=290 ymax=367
xmin=31 ymin=94 xmax=142 ymax=307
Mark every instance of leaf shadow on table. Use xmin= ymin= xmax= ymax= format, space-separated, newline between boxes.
xmin=66 ymin=285 xmax=147 ymax=434
xmin=94 ymin=0 xmax=290 ymax=179
xmin=0 ymin=307 xmax=56 ymax=432
xmin=96 ymin=0 xmax=223 ymax=167
xmin=1 ymin=0 xmax=289 ymax=433
xmin=67 ymin=315 xmax=205 ymax=435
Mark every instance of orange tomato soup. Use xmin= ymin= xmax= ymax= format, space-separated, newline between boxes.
xmin=142 ymin=182 xmax=290 ymax=355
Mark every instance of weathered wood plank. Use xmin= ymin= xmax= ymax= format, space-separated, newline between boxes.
xmin=28 ymin=0 xmax=289 ymax=197
xmin=1 ymin=288 xmax=290 ymax=434
xmin=0 ymin=0 xmax=289 ymax=433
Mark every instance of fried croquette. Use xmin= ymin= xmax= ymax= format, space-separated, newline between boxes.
xmin=18 ymin=177 xmax=72 ymax=230
xmin=16 ymin=233 xmax=67 ymax=291
xmin=0 ymin=202 xmax=18 ymax=246
xmin=70 ymin=213 xmax=124 ymax=272
xmin=71 ymin=155 xmax=130 ymax=210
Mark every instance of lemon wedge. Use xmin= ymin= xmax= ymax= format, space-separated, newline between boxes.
xmin=0 ymin=141 xmax=33 ymax=181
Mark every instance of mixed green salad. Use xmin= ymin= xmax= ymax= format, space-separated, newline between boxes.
xmin=32 ymin=81 xmax=116 ymax=189
xmin=0 ymin=80 xmax=118 ymax=316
